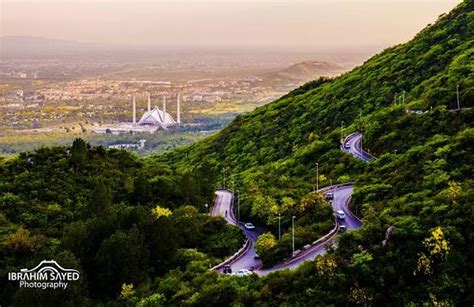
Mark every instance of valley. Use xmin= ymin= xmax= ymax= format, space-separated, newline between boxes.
xmin=0 ymin=48 xmax=360 ymax=155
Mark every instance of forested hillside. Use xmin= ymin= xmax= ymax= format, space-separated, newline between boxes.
xmin=145 ymin=1 xmax=473 ymax=304
xmin=0 ymin=0 xmax=472 ymax=305
xmin=154 ymin=0 xmax=473 ymax=239
xmin=0 ymin=139 xmax=243 ymax=305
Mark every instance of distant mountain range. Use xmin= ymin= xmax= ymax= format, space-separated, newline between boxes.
xmin=0 ymin=36 xmax=376 ymax=66
xmin=263 ymin=60 xmax=344 ymax=82
xmin=0 ymin=36 xmax=106 ymax=57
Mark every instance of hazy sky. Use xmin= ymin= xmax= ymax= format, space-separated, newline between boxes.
xmin=1 ymin=0 xmax=461 ymax=48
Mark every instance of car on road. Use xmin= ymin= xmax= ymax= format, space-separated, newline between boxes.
xmin=339 ymin=225 xmax=347 ymax=233
xmin=223 ymin=265 xmax=232 ymax=274
xmin=344 ymin=143 xmax=351 ymax=149
xmin=325 ymin=192 xmax=334 ymax=200
xmin=335 ymin=210 xmax=346 ymax=220
xmin=254 ymin=253 xmax=260 ymax=259
xmin=233 ymin=269 xmax=253 ymax=277
xmin=244 ymin=223 xmax=256 ymax=230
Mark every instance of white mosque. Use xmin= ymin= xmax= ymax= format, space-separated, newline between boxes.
xmin=93 ymin=93 xmax=181 ymax=134
xmin=134 ymin=93 xmax=180 ymax=128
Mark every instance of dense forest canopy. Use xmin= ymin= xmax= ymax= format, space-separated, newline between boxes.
xmin=0 ymin=139 xmax=243 ymax=305
xmin=1 ymin=0 xmax=473 ymax=305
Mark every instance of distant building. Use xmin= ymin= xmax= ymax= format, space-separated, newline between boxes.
xmin=192 ymin=94 xmax=203 ymax=102
xmin=137 ymin=94 xmax=178 ymax=127
xmin=93 ymin=93 xmax=182 ymax=134
xmin=108 ymin=143 xmax=140 ymax=150
xmin=108 ymin=139 xmax=146 ymax=150
xmin=14 ymin=90 xmax=24 ymax=97
xmin=138 ymin=108 xmax=176 ymax=126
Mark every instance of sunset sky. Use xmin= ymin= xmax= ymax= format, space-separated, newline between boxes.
xmin=1 ymin=0 xmax=461 ymax=48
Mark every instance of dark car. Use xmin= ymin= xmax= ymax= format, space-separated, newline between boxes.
xmin=223 ymin=265 xmax=232 ymax=274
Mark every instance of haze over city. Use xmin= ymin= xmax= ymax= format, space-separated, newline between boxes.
xmin=2 ymin=0 xmax=461 ymax=49
xmin=0 ymin=0 xmax=465 ymax=156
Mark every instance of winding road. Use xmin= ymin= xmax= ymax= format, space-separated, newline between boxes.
xmin=341 ymin=132 xmax=373 ymax=162
xmin=212 ymin=191 xmax=263 ymax=272
xmin=211 ymin=131 xmax=370 ymax=275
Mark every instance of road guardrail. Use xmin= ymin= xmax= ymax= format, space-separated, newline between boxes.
xmin=210 ymin=238 xmax=251 ymax=271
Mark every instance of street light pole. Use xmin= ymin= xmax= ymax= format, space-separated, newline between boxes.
xmin=223 ymin=168 xmax=226 ymax=189
xmin=278 ymin=213 xmax=281 ymax=241
xmin=231 ymin=179 xmax=235 ymax=209
xmin=237 ymin=190 xmax=240 ymax=223
xmin=341 ymin=121 xmax=344 ymax=142
xmin=316 ymin=162 xmax=319 ymax=192
xmin=231 ymin=188 xmax=235 ymax=210
xmin=292 ymin=216 xmax=296 ymax=256
xmin=457 ymin=84 xmax=461 ymax=110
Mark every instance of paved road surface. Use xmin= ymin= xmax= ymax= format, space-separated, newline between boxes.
xmin=342 ymin=132 xmax=373 ymax=162
xmin=211 ymin=132 xmax=371 ymax=275
xmin=212 ymin=185 xmax=361 ymax=275
xmin=258 ymin=185 xmax=361 ymax=275
xmin=212 ymin=190 xmax=262 ymax=272
xmin=212 ymin=191 xmax=235 ymax=224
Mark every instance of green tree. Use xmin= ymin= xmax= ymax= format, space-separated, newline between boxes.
xmin=255 ymin=232 xmax=278 ymax=265
xmin=94 ymin=227 xmax=150 ymax=298
xmin=70 ymin=138 xmax=88 ymax=167
xmin=89 ymin=178 xmax=112 ymax=215
xmin=151 ymin=205 xmax=172 ymax=219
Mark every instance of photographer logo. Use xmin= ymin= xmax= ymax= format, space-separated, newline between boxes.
xmin=8 ymin=260 xmax=80 ymax=290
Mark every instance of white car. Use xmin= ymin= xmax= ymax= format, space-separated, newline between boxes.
xmin=244 ymin=223 xmax=256 ymax=230
xmin=335 ymin=210 xmax=346 ymax=220
xmin=234 ymin=269 xmax=252 ymax=277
